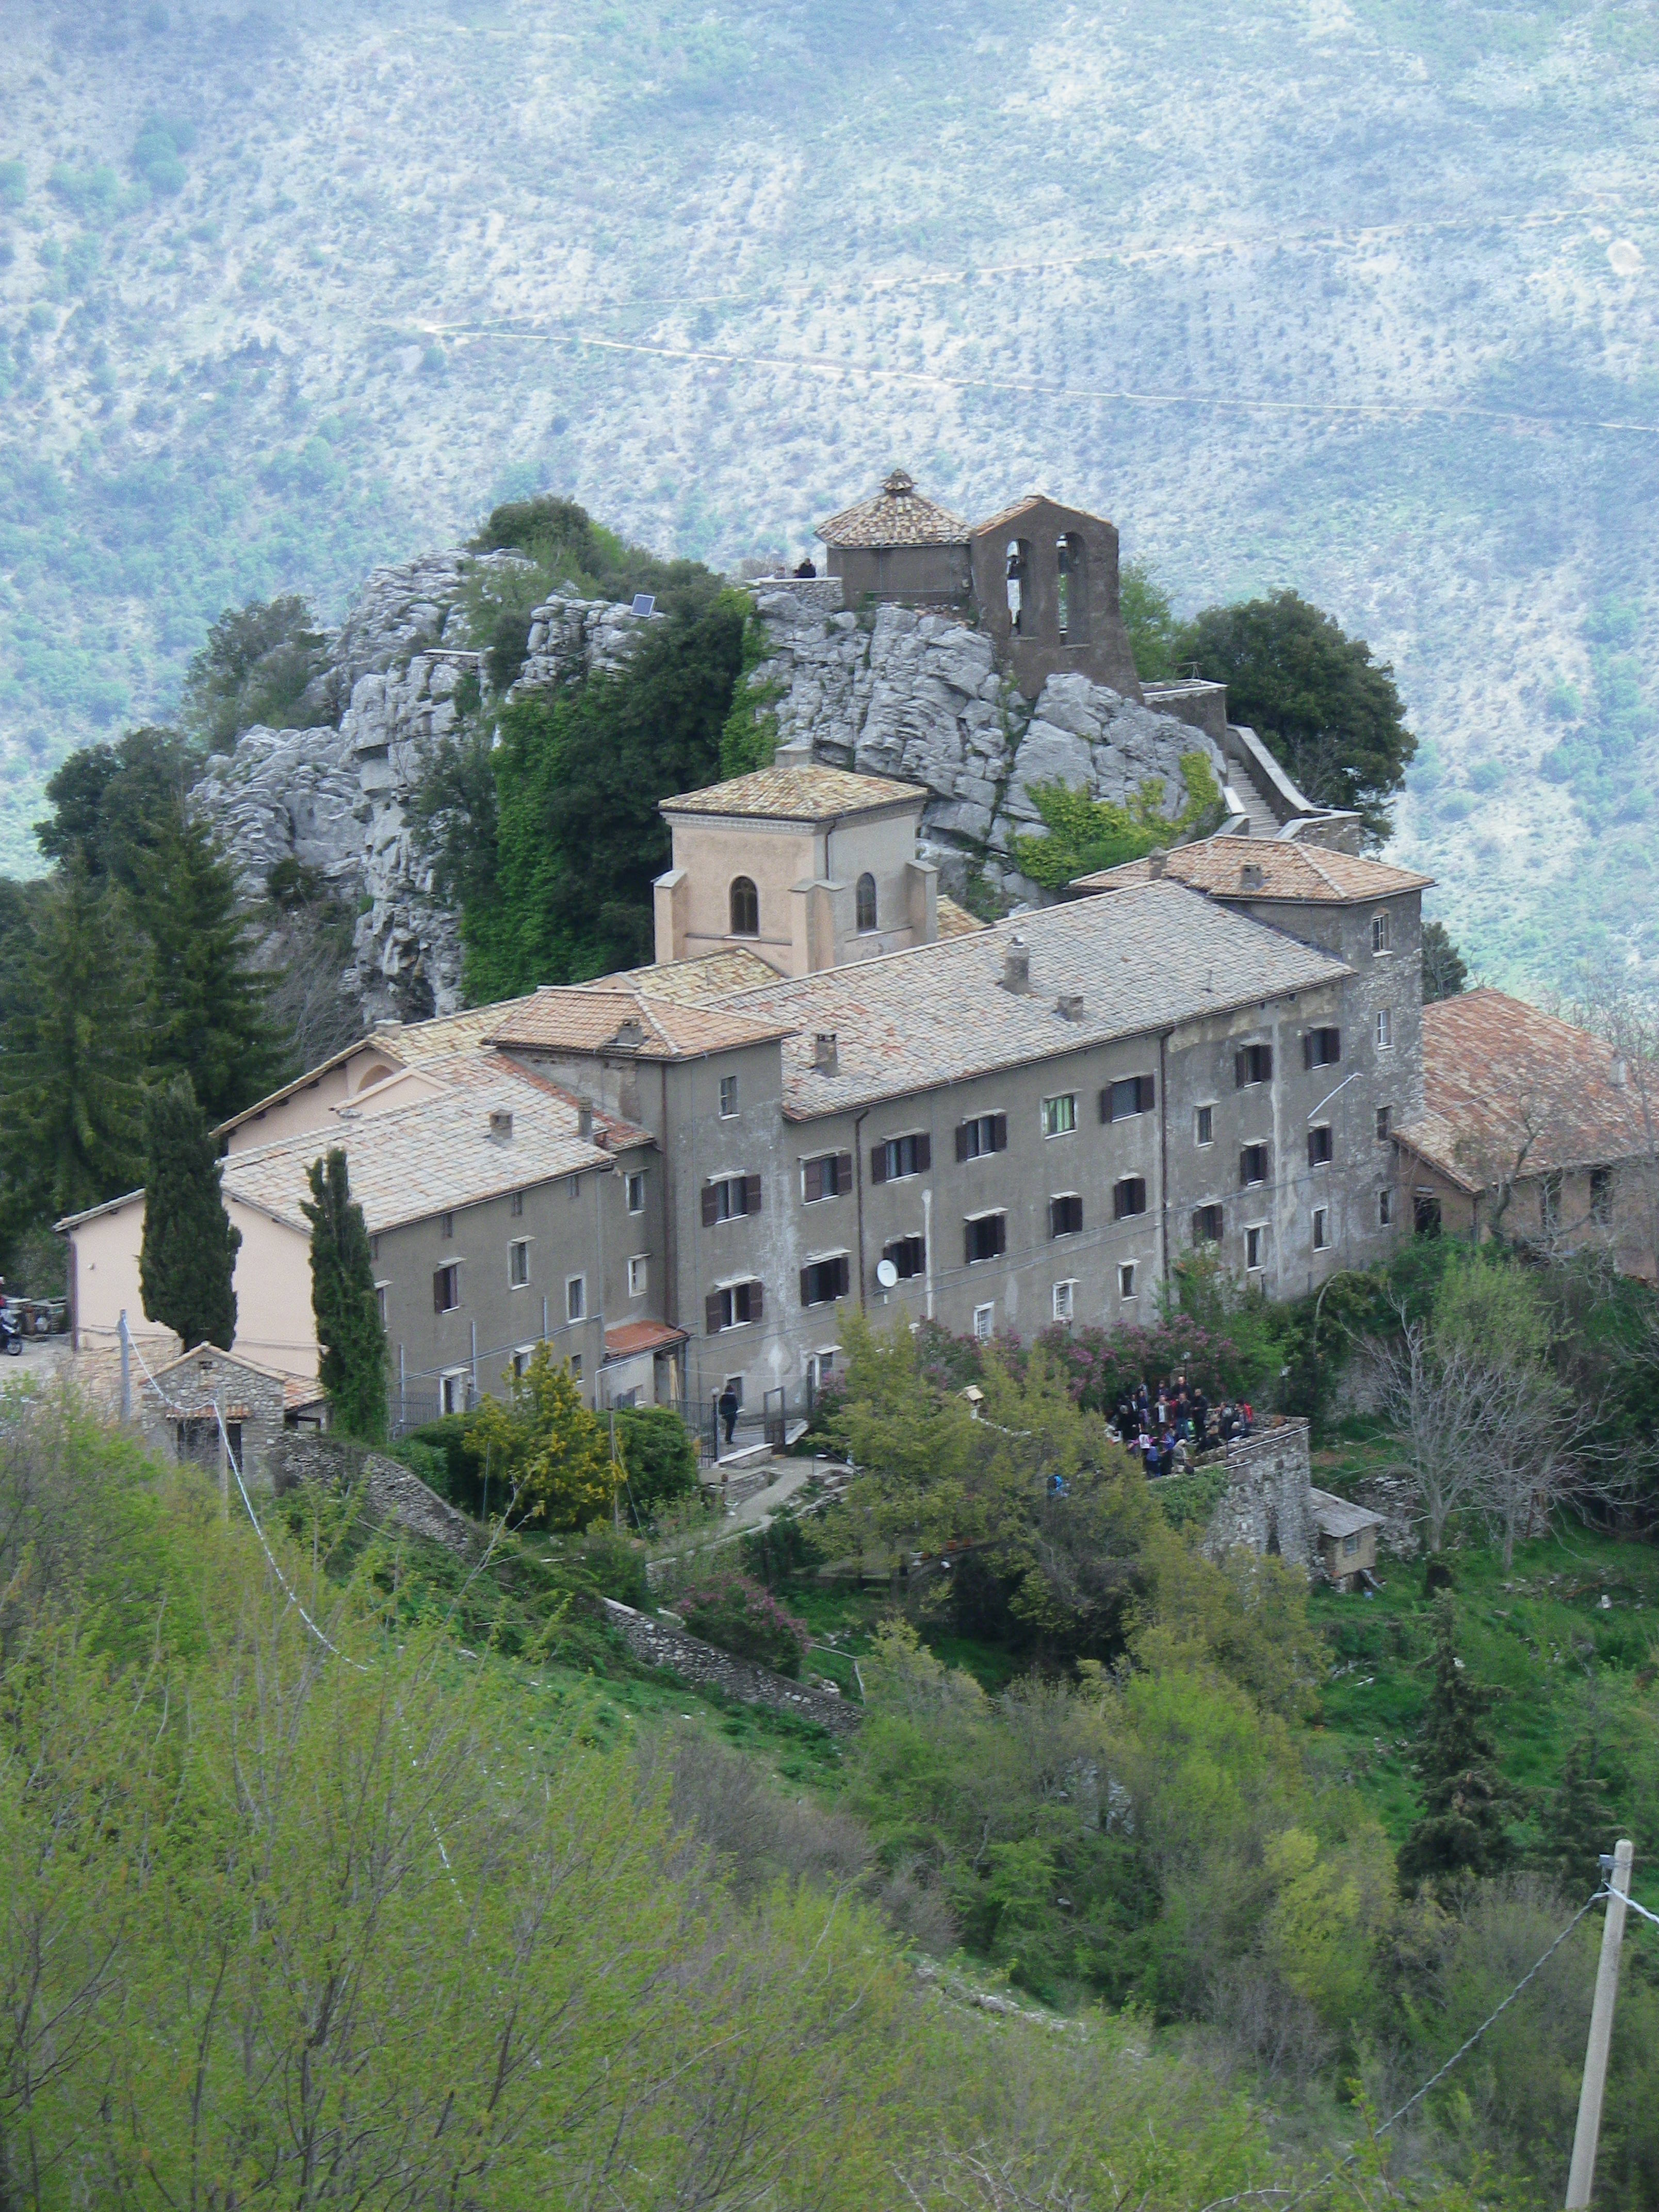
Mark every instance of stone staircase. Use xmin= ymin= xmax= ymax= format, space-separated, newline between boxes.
xmin=1224 ymin=755 xmax=1282 ymax=838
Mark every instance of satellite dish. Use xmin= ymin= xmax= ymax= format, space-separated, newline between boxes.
xmin=875 ymin=1259 xmax=899 ymax=1289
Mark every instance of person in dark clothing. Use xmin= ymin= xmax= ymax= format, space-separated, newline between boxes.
xmin=718 ymin=1385 xmax=740 ymax=1446
xmin=793 ymin=556 xmax=817 ymax=577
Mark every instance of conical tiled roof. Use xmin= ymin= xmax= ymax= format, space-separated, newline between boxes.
xmin=815 ymin=468 xmax=970 ymax=549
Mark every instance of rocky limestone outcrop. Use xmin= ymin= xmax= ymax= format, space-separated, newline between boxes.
xmin=747 ymin=585 xmax=1226 ymax=903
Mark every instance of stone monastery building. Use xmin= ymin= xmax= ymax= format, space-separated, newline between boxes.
xmin=62 ymin=475 xmax=1434 ymax=1428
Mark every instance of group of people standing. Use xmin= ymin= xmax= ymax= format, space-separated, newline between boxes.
xmin=1108 ymin=1375 xmax=1254 ymax=1480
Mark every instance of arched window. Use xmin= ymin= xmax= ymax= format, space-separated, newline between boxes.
xmin=856 ymin=872 xmax=877 ymax=932
xmin=729 ymin=876 xmax=759 ymax=936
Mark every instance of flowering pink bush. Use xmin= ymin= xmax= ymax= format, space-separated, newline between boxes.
xmin=678 ymin=1572 xmax=810 ymax=1678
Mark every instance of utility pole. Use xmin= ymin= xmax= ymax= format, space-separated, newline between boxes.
xmin=118 ymin=1310 xmax=131 ymax=1423
xmin=1566 ymin=1836 xmax=1634 ymax=2210
xmin=216 ymin=1384 xmax=229 ymax=1521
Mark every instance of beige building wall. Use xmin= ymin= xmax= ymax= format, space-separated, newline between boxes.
xmin=225 ymin=1043 xmax=413 ymax=1152
xmin=656 ymin=806 xmax=932 ymax=974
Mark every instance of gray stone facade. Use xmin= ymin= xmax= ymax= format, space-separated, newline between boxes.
xmin=269 ymin=1431 xmax=475 ymax=1554
xmin=1200 ymin=1420 xmax=1315 ymax=1570
xmin=141 ymin=1344 xmax=288 ymax=1491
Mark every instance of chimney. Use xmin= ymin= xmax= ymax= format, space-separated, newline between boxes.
xmin=1240 ymin=861 xmax=1265 ymax=892
xmin=1055 ymin=992 xmax=1084 ymax=1021
xmin=1146 ymin=848 xmax=1167 ymax=879
xmin=812 ymin=1032 xmax=839 ymax=1075
xmin=1002 ymin=936 xmax=1030 ymax=994
xmin=577 ymin=1100 xmax=594 ymax=1141
xmin=774 ymin=737 xmax=814 ymax=767
xmin=489 ymin=1107 xmax=514 ymax=1141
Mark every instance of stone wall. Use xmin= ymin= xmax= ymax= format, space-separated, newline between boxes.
xmin=138 ymin=1344 xmax=288 ymax=1489
xmin=268 ymin=1431 xmax=475 ymax=1555
xmin=600 ymin=1598 xmax=863 ymax=1734
xmin=1200 ymin=1417 xmax=1314 ymax=1569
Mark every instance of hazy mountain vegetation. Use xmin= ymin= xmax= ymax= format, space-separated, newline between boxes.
xmin=0 ymin=0 xmax=1653 ymax=994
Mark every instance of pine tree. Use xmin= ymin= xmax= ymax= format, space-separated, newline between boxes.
xmin=0 ymin=861 xmax=150 ymax=1224
xmin=301 ymin=1148 xmax=387 ymax=1444
xmin=139 ymin=1074 xmax=241 ymax=1351
xmin=133 ymin=811 xmax=286 ymax=1124
xmin=1397 ymin=1595 xmax=1522 ymax=1895
xmin=1538 ymin=1735 xmax=1613 ymax=1895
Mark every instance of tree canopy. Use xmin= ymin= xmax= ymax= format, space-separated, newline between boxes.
xmin=1422 ymin=919 xmax=1469 ymax=1001
xmin=302 ymin=1148 xmax=388 ymax=1444
xmin=139 ymin=1072 xmax=240 ymax=1352
xmin=179 ymin=593 xmax=330 ymax=750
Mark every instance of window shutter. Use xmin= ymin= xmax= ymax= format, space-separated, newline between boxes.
xmin=833 ymin=1255 xmax=850 ymax=1298
xmin=745 ymin=1173 xmax=762 ymax=1215
xmin=870 ymin=1144 xmax=888 ymax=1185
xmin=705 ymin=1291 xmax=723 ymax=1336
xmin=701 ymin=1182 xmax=720 ymax=1227
xmin=965 ymin=1224 xmax=976 ymax=1267
xmin=1100 ymin=1087 xmax=1113 ymax=1124
xmin=956 ymin=1121 xmax=971 ymax=1162
xmin=750 ymin=1279 xmax=763 ymax=1322
xmin=991 ymin=1113 xmax=1007 ymax=1151
xmin=432 ymin=1270 xmax=444 ymax=1315
xmin=799 ymin=1266 xmax=812 ymax=1306
xmin=803 ymin=1158 xmax=822 ymax=1203
xmin=993 ymin=1214 xmax=1006 ymax=1257
xmin=915 ymin=1131 xmax=931 ymax=1172
xmin=1138 ymin=1074 xmax=1156 ymax=1111
xmin=1235 ymin=1050 xmax=1247 ymax=1089
xmin=1303 ymin=1032 xmax=1315 ymax=1072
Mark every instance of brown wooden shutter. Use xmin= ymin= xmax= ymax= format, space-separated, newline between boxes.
xmin=1235 ymin=1050 xmax=1248 ymax=1089
xmin=745 ymin=1173 xmax=762 ymax=1215
xmin=750 ymin=1279 xmax=763 ymax=1322
xmin=1138 ymin=1073 xmax=1156 ymax=1111
xmin=915 ymin=1132 xmax=931 ymax=1172
xmin=705 ymin=1291 xmax=723 ymax=1336
xmin=1303 ymin=1032 xmax=1315 ymax=1072
xmin=956 ymin=1121 xmax=971 ymax=1162
xmin=991 ymin=1113 xmax=1007 ymax=1151
xmin=800 ymin=1265 xmax=812 ymax=1306
xmin=834 ymin=1255 xmax=850 ymax=1298
xmin=836 ymin=1152 xmax=852 ymax=1191
xmin=432 ymin=1269 xmax=445 ymax=1315
xmin=1099 ymin=1087 xmax=1113 ymax=1124
xmin=701 ymin=1182 xmax=720 ymax=1227
xmin=993 ymin=1214 xmax=1006 ymax=1257
xmin=803 ymin=1158 xmax=823 ymax=1204
xmin=964 ymin=1224 xmax=976 ymax=1266
xmin=870 ymin=1144 xmax=888 ymax=1185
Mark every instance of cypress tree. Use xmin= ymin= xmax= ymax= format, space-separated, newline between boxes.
xmin=302 ymin=1148 xmax=387 ymax=1444
xmin=139 ymin=1074 xmax=241 ymax=1351
xmin=1537 ymin=1735 xmax=1613 ymax=1895
xmin=1397 ymin=1594 xmax=1521 ymax=1896
xmin=134 ymin=810 xmax=286 ymax=1123
xmin=0 ymin=860 xmax=150 ymax=1223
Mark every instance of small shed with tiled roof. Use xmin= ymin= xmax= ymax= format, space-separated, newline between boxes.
xmin=814 ymin=469 xmax=973 ymax=609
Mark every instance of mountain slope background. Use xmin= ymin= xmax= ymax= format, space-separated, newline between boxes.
xmin=2 ymin=0 xmax=1657 ymax=987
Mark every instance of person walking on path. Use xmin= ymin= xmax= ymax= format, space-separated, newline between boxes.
xmin=718 ymin=1384 xmax=740 ymax=1447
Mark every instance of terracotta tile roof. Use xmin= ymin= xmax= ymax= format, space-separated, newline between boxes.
xmin=1075 ymin=836 xmax=1433 ymax=903
xmin=607 ymin=948 xmax=781 ymax=1002
xmin=604 ymin=1319 xmax=688 ymax=1361
xmin=1395 ymin=989 xmax=1648 ymax=1190
xmin=489 ymin=983 xmax=794 ymax=1060
xmin=936 ymin=896 xmax=986 ymax=939
xmin=716 ymin=881 xmax=1350 ymax=1118
xmin=659 ymin=762 xmax=927 ymax=822
xmin=815 ymin=468 xmax=970 ymax=548
xmin=220 ymin=1054 xmax=630 ymax=1236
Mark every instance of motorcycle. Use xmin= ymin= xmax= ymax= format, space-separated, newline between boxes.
xmin=0 ymin=1310 xmax=21 ymax=1357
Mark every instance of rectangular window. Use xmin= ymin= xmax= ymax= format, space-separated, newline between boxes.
xmin=1308 ymin=1125 xmax=1333 ymax=1168
xmin=1313 ymin=1207 xmax=1330 ymax=1250
xmin=510 ymin=1189 xmax=524 ymax=1218
xmin=1052 ymin=1280 xmax=1076 ymax=1323
xmin=1378 ymin=1188 xmax=1393 ymax=1229
xmin=569 ymin=1353 xmax=583 ymax=1381
xmin=1119 ymin=1262 xmax=1136 ymax=1299
xmin=883 ymin=1233 xmax=926 ymax=1280
xmin=955 ymin=1112 xmax=1008 ymax=1161
xmin=871 ymin=1131 xmax=931 ymax=1183
xmin=1541 ymin=1173 xmax=1562 ymax=1233
xmin=706 ymin=1279 xmax=765 ymax=1332
xmin=1240 ymin=1142 xmax=1268 ymax=1186
xmin=799 ymin=1255 xmax=851 ymax=1307
xmin=509 ymin=1239 xmax=531 ymax=1288
xmin=1343 ymin=1530 xmax=1362 ymax=1557
xmin=1590 ymin=1166 xmax=1614 ymax=1225
xmin=1372 ymin=912 xmax=1393 ymax=954
xmin=627 ymin=1254 xmax=648 ymax=1298
xmin=1101 ymin=1074 xmax=1157 ymax=1122
xmin=1376 ymin=1106 xmax=1392 ymax=1142
xmin=440 ymin=1211 xmax=454 ymax=1240
xmin=1192 ymin=1203 xmax=1223 ymax=1244
xmin=433 ymin=1263 xmax=460 ymax=1314
xmin=1245 ymin=1224 xmax=1263 ymax=1271
xmin=626 ymin=1172 xmax=646 ymax=1214
xmin=1049 ymin=1193 xmax=1083 ymax=1238
xmin=512 ymin=1348 xmax=531 ymax=1378
xmin=1041 ymin=1092 xmax=1078 ymax=1138
xmin=1113 ymin=1177 xmax=1147 ymax=1221
xmin=702 ymin=1174 xmax=762 ymax=1225
xmin=802 ymin=1151 xmax=853 ymax=1202
xmin=370 ymin=1234 xmax=379 ymax=1262
xmin=1235 ymin=1044 xmax=1273 ymax=1087
xmin=375 ymin=1283 xmax=388 ymax=1328
xmin=1375 ymin=1010 xmax=1393 ymax=1051
xmin=1195 ymin=1104 xmax=1214 ymax=1146
xmin=973 ymin=1303 xmax=995 ymax=1342
xmin=1304 ymin=1027 xmax=1341 ymax=1069
xmin=719 ymin=1074 xmax=739 ymax=1118
xmin=964 ymin=1213 xmax=1007 ymax=1264
xmin=441 ymin=1371 xmax=466 ymax=1416
xmin=565 ymin=1274 xmax=585 ymax=1323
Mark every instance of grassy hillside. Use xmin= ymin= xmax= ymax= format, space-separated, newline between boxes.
xmin=1 ymin=0 xmax=1656 ymax=987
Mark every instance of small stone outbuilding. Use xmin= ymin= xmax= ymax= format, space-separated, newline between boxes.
xmin=140 ymin=1344 xmax=289 ymax=1490
xmin=815 ymin=470 xmax=972 ymax=608
xmin=1309 ymin=1487 xmax=1384 ymax=1589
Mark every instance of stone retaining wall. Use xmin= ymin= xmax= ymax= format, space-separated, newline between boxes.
xmin=600 ymin=1599 xmax=863 ymax=1734
xmin=268 ymin=1432 xmax=475 ymax=1555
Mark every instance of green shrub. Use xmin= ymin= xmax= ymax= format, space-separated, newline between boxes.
xmin=614 ymin=1405 xmax=698 ymax=1518
xmin=679 ymin=1572 xmax=809 ymax=1677
xmin=1013 ymin=753 xmax=1223 ymax=890
xmin=567 ymin=1527 xmax=650 ymax=1609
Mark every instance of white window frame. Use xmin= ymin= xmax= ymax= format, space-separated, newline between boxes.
xmin=1195 ymin=1104 xmax=1214 ymax=1147
xmin=440 ymin=1368 xmax=467 ymax=1416
xmin=1040 ymin=1092 xmax=1078 ymax=1139
xmin=972 ymin=1303 xmax=996 ymax=1342
xmin=1372 ymin=910 xmax=1393 ymax=955
xmin=512 ymin=1344 xmax=536 ymax=1378
xmin=565 ymin=1273 xmax=586 ymax=1323
xmin=1119 ymin=1262 xmax=1137 ymax=1300
xmin=374 ymin=1279 xmax=389 ymax=1328
xmin=1375 ymin=1008 xmax=1393 ymax=1051
xmin=1378 ymin=1188 xmax=1393 ymax=1230
xmin=1313 ymin=1207 xmax=1330 ymax=1251
xmin=1052 ymin=1279 xmax=1077 ymax=1323
xmin=509 ymin=1238 xmax=531 ymax=1289
xmin=1376 ymin=1105 xmax=1392 ymax=1142
xmin=627 ymin=1254 xmax=649 ymax=1298
xmin=718 ymin=1074 xmax=739 ymax=1119
xmin=1245 ymin=1223 xmax=1265 ymax=1272
xmin=626 ymin=1172 xmax=646 ymax=1214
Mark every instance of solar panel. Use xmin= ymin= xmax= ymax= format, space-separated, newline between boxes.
xmin=631 ymin=593 xmax=656 ymax=617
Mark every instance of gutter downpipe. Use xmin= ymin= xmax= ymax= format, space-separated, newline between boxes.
xmin=853 ymin=1107 xmax=870 ymax=1313
xmin=923 ymin=1185 xmax=934 ymax=1321
xmin=1158 ymin=1029 xmax=1173 ymax=1294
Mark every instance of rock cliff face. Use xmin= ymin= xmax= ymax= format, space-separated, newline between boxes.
xmin=192 ymin=556 xmax=1223 ymax=1033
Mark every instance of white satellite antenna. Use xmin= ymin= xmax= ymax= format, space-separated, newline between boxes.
xmin=631 ymin=593 xmax=656 ymax=617
xmin=875 ymin=1258 xmax=899 ymax=1291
